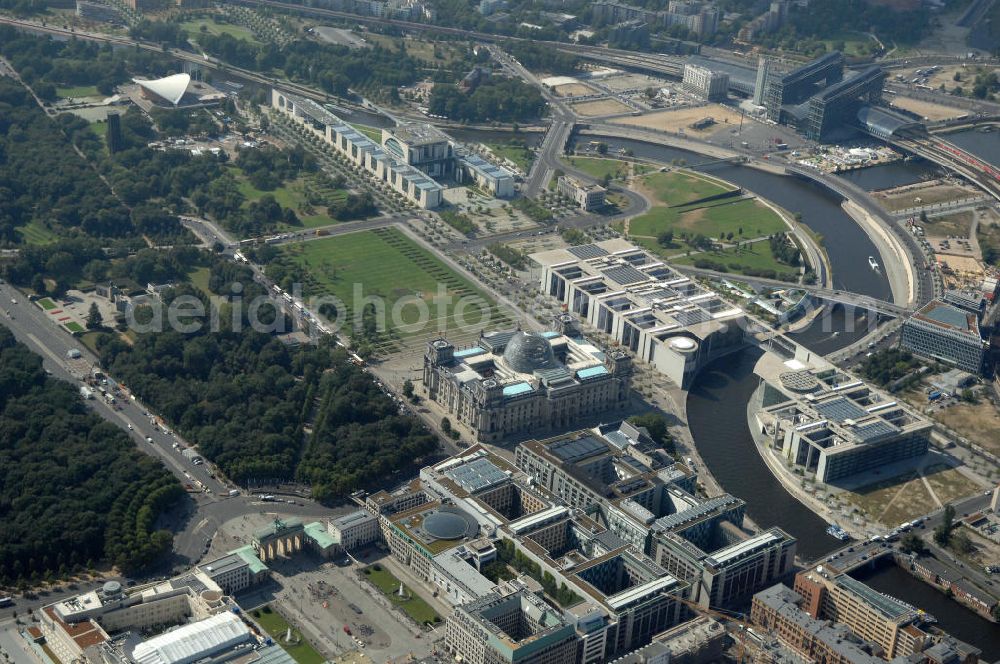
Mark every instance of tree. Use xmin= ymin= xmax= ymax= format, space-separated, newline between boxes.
xmin=657 ymin=230 xmax=674 ymax=248
xmin=86 ymin=302 xmax=103 ymax=330
xmin=596 ymin=142 xmax=609 ymax=155
xmin=402 ymin=379 xmax=414 ymax=400
xmin=441 ymin=417 xmax=452 ymax=434
xmin=951 ymin=531 xmax=973 ymax=554
xmin=628 ymin=413 xmax=676 ymax=455
xmin=899 ymin=532 xmax=926 ymax=554
xmin=934 ymin=504 xmax=956 ymax=547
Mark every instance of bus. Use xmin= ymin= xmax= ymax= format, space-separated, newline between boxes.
xmin=0 ymin=597 xmax=14 ymax=608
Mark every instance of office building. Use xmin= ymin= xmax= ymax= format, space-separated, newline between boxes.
xmin=763 ymin=52 xmax=845 ymax=122
xmin=591 ymin=0 xmax=717 ymax=39
xmin=901 ymin=298 xmax=987 ymax=374
xmin=751 ymin=584 xmax=892 ymax=664
xmin=802 ymin=66 xmax=886 ymax=141
xmin=607 ymin=616 xmax=727 ymax=664
xmin=529 ymin=240 xmax=747 ymax=389
xmin=514 ymin=423 xmax=795 ymax=610
xmin=272 ymin=90 xmax=443 ymax=208
xmin=272 ymin=90 xmax=513 ymax=208
xmin=106 ymin=112 xmax=124 ymax=154
xmin=445 ymin=589 xmax=579 ymax=664
xmin=682 ymin=64 xmax=728 ymax=101
xmin=423 ymin=325 xmax=633 ymax=443
xmin=197 ymin=547 xmax=269 ymax=594
xmin=459 ymin=153 xmax=515 ymax=197
xmin=753 ymin=56 xmax=771 ymax=106
xmin=328 ymin=509 xmax=380 ymax=550
xmin=76 ymin=0 xmax=121 ymax=23
xmin=557 ymin=176 xmax=606 ymax=211
xmin=382 ymin=124 xmax=455 ymax=178
xmin=793 ymin=568 xmax=927 ymax=659
xmin=754 ymin=365 xmax=932 ymax=484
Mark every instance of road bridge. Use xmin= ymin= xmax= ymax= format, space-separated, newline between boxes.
xmin=670 ymin=264 xmax=913 ymax=317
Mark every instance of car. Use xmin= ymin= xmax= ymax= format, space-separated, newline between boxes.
xmin=145 ymin=436 xmax=153 ymax=444
xmin=127 ymin=424 xmax=133 ymax=430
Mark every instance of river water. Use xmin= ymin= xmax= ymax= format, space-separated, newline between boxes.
xmin=574 ymin=135 xmax=893 ymax=301
xmin=569 ymin=132 xmax=1000 ymax=652
xmin=853 ymin=563 xmax=1000 ymax=658
xmin=945 ymin=127 xmax=1000 ymax=167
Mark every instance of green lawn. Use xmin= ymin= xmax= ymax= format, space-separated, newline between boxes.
xmin=277 ymin=228 xmax=511 ymax=343
xmin=232 ymin=170 xmax=350 ymax=231
xmin=629 ymin=198 xmax=786 ymax=243
xmin=488 ymin=142 xmax=534 ymax=172
xmin=16 ymin=220 xmax=58 ymax=245
xmin=65 ymin=322 xmax=85 ymax=334
xmin=820 ymin=31 xmax=877 ymax=58
xmin=362 ymin=565 xmax=441 ymax=626
xmin=669 ymin=241 xmax=799 ymax=281
xmin=181 ymin=18 xmax=261 ymax=44
xmin=188 ymin=267 xmax=212 ymax=296
xmin=640 ymin=170 xmax=736 ymax=207
xmin=88 ymin=120 xmax=108 ymax=154
xmin=56 ymin=85 xmax=100 ymax=98
xmin=253 ymin=607 xmax=325 ymax=664
xmin=37 ymin=298 xmax=57 ymax=311
xmin=350 ymin=123 xmax=383 ymax=143
xmin=567 ymin=157 xmax=632 ymax=181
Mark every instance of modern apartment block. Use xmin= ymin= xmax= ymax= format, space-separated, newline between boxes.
xmin=423 ymin=325 xmax=633 ymax=443
xmin=901 ymin=298 xmax=987 ymax=375
xmin=529 ymin=239 xmax=747 ymax=389
xmin=445 ymin=589 xmax=579 ymax=664
xmin=681 ymin=64 xmax=729 ymax=101
xmin=591 ymin=0 xmax=718 ymax=38
xmin=793 ymin=567 xmax=928 ymax=659
xmin=754 ymin=365 xmax=932 ymax=484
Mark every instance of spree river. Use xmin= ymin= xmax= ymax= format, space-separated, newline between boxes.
xmin=576 ymin=136 xmax=893 ymax=301
xmin=568 ymin=133 xmax=1000 ymax=653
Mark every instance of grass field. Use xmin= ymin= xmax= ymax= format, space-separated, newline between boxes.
xmin=629 ymin=198 xmax=785 ymax=242
xmin=37 ymin=298 xmax=57 ymax=311
xmin=56 ymin=85 xmax=100 ymax=98
xmin=934 ymin=400 xmax=1000 ymax=457
xmin=65 ymin=321 xmax=85 ymax=334
xmin=188 ymin=267 xmax=212 ymax=296
xmin=350 ymin=123 xmax=383 ymax=143
xmin=843 ymin=464 xmax=982 ymax=526
xmin=181 ymin=18 xmax=261 ymax=44
xmin=920 ymin=210 xmax=973 ymax=238
xmin=362 ymin=565 xmax=440 ymax=626
xmin=670 ymin=241 xmax=799 ymax=280
xmin=640 ymin=170 xmax=735 ymax=206
xmin=16 ymin=221 xmax=58 ymax=245
xmin=232 ymin=170 xmax=350 ymax=231
xmin=253 ymin=607 xmax=325 ymax=664
xmin=566 ymin=157 xmax=643 ymax=181
xmin=488 ymin=142 xmax=534 ymax=172
xmin=278 ymin=228 xmax=512 ymax=350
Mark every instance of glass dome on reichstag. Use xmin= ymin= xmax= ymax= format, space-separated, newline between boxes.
xmin=503 ymin=331 xmax=558 ymax=374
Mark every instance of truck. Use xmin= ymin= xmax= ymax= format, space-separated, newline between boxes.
xmin=928 ymin=390 xmax=942 ymax=401
xmin=80 ymin=385 xmax=95 ymax=400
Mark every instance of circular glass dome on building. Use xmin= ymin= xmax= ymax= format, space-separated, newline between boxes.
xmin=421 ymin=507 xmax=479 ymax=541
xmin=502 ymin=331 xmax=558 ymax=374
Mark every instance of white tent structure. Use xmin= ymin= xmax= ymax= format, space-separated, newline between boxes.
xmin=132 ymin=612 xmax=252 ymax=664
xmin=132 ymin=73 xmax=192 ymax=106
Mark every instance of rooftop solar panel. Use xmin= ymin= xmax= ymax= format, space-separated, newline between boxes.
xmin=603 ymin=265 xmax=650 ymax=286
xmin=672 ymin=309 xmax=711 ymax=326
xmin=814 ymin=397 xmax=867 ymax=423
xmin=445 ymin=457 xmax=509 ymax=493
xmin=548 ymin=435 xmax=608 ymax=463
xmin=852 ymin=420 xmax=899 ymax=442
xmin=568 ymin=244 xmax=609 ymax=260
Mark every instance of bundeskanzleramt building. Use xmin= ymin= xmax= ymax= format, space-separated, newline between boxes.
xmin=423 ymin=325 xmax=633 ymax=443
xmin=900 ymin=297 xmax=987 ymax=375
xmin=445 ymin=589 xmax=579 ymax=664
xmin=754 ymin=364 xmax=932 ymax=484
xmin=529 ymin=240 xmax=747 ymax=389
